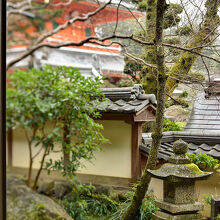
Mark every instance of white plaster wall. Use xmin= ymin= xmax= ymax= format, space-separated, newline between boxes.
xmin=7 ymin=47 xmax=125 ymax=75
xmin=9 ymin=120 xmax=132 ymax=178
xmin=11 ymin=127 xmax=62 ymax=169
xmin=148 ymin=177 xmax=163 ymax=199
xmin=78 ymin=120 xmax=132 ymax=178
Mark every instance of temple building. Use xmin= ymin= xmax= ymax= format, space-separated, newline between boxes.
xmin=7 ymin=0 xmax=143 ymax=82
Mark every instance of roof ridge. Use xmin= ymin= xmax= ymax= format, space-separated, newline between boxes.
xmin=101 ymin=84 xmax=157 ymax=104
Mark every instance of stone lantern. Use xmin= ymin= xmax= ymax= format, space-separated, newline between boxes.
xmin=148 ymin=140 xmax=213 ymax=220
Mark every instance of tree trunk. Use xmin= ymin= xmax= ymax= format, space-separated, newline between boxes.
xmin=27 ymin=140 xmax=33 ymax=187
xmin=63 ymin=124 xmax=70 ymax=172
xmin=122 ymin=1 xmax=167 ymax=219
xmin=32 ymin=147 xmax=48 ymax=190
xmin=141 ymin=0 xmax=158 ymax=95
xmin=25 ymin=129 xmax=36 ymax=187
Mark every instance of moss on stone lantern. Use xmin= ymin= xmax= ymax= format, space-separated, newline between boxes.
xmin=148 ymin=139 xmax=213 ymax=220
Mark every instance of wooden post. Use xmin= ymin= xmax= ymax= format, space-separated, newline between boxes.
xmin=131 ymin=122 xmax=142 ymax=179
xmin=0 ymin=0 xmax=6 ymax=219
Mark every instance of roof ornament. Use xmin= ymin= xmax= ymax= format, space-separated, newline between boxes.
xmin=102 ymin=84 xmax=157 ymax=103
xmin=99 ymin=84 xmax=157 ymax=113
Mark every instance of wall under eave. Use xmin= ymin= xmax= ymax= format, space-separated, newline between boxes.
xmin=78 ymin=120 xmax=132 ymax=178
xmin=8 ymin=126 xmax=62 ymax=169
xmin=7 ymin=119 xmax=132 ymax=179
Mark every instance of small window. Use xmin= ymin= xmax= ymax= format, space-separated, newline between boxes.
xmin=52 ymin=20 xmax=59 ymax=30
xmin=85 ymin=27 xmax=91 ymax=37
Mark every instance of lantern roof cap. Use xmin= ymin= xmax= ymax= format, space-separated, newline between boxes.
xmin=147 ymin=140 xmax=213 ymax=182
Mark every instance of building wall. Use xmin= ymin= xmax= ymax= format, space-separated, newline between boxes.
xmin=78 ymin=120 xmax=132 ymax=178
xmin=9 ymin=127 xmax=62 ymax=169
xmin=7 ymin=120 xmax=132 ymax=179
xmin=195 ymin=172 xmax=220 ymax=217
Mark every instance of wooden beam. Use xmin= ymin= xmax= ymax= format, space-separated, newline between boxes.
xmin=131 ymin=122 xmax=142 ymax=179
xmin=133 ymin=109 xmax=155 ymax=122
xmin=98 ymin=113 xmax=133 ymax=124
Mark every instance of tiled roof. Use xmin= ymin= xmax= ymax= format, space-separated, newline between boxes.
xmin=141 ymin=81 xmax=220 ymax=161
xmin=141 ymin=131 xmax=220 ymax=160
xmin=185 ymin=92 xmax=220 ymax=131
xmin=99 ymin=84 xmax=156 ymax=113
xmin=140 ymin=143 xmax=220 ymax=160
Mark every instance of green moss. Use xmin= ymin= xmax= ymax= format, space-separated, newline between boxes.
xmin=23 ymin=203 xmax=65 ymax=220
xmin=184 ymin=163 xmax=204 ymax=174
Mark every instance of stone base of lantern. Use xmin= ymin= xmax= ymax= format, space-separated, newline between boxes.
xmin=152 ymin=200 xmax=204 ymax=220
xmin=155 ymin=200 xmax=203 ymax=213
xmin=152 ymin=210 xmax=202 ymax=220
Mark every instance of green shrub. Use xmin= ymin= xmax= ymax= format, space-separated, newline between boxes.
xmin=203 ymin=194 xmax=212 ymax=205
xmin=110 ymin=188 xmax=157 ymax=220
xmin=187 ymin=153 xmax=220 ymax=172
xmin=163 ymin=118 xmax=183 ymax=131
xmin=7 ymin=65 xmax=107 ymax=187
xmin=86 ymin=194 xmax=119 ymax=217
xmin=61 ymin=183 xmax=119 ymax=219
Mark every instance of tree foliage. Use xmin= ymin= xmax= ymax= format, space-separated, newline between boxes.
xmin=187 ymin=153 xmax=220 ymax=172
xmin=6 ymin=65 xmax=106 ymax=187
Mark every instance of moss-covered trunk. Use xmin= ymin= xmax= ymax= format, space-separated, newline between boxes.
xmin=165 ymin=0 xmax=219 ymax=95
xmin=141 ymin=0 xmax=157 ymax=95
xmin=122 ymin=0 xmax=167 ymax=219
xmin=142 ymin=0 xmax=219 ymax=96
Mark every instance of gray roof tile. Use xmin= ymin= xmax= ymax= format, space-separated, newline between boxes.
xmin=214 ymin=145 xmax=220 ymax=151
xmin=141 ymin=142 xmax=220 ymax=160
xmin=99 ymin=84 xmax=156 ymax=114
xmin=115 ymin=99 xmax=127 ymax=106
xmin=185 ymin=92 xmax=220 ymax=131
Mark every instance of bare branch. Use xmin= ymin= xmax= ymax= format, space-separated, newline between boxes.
xmin=6 ymin=36 xmax=115 ymax=70
xmin=162 ymin=43 xmax=220 ymax=64
xmin=112 ymin=3 xmax=146 ymax=34
xmin=201 ymin=56 xmax=211 ymax=83
xmin=202 ymin=21 xmax=220 ymax=42
xmin=180 ymin=0 xmax=194 ymax=32
xmin=188 ymin=0 xmax=205 ymax=26
xmin=123 ymin=51 xmax=157 ymax=69
xmin=166 ymin=93 xmax=185 ymax=106
xmin=32 ymin=146 xmax=44 ymax=159
xmin=113 ymin=0 xmax=122 ymax=34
